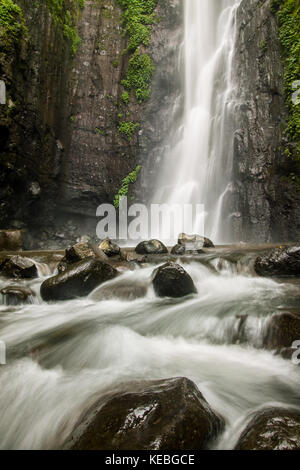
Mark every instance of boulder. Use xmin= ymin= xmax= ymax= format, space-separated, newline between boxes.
xmin=1 ymin=286 xmax=34 ymax=305
xmin=263 ymin=312 xmax=300 ymax=350
xmin=0 ymin=229 xmax=23 ymax=251
xmin=0 ymin=256 xmax=38 ymax=279
xmin=135 ymin=239 xmax=168 ymax=255
xmin=254 ymin=246 xmax=300 ymax=277
xmin=119 ymin=249 xmax=147 ymax=264
xmin=69 ymin=377 xmax=225 ymax=450
xmin=171 ymin=244 xmax=186 ymax=255
xmin=41 ymin=257 xmax=118 ymax=301
xmin=235 ymin=407 xmax=300 ymax=450
xmin=152 ymin=262 xmax=197 ymax=298
xmin=57 ymin=242 xmax=107 ymax=273
xmin=99 ymin=238 xmax=120 ymax=257
xmin=178 ymin=233 xmax=214 ymax=249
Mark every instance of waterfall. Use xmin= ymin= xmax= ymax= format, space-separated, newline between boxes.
xmin=151 ymin=0 xmax=241 ymax=244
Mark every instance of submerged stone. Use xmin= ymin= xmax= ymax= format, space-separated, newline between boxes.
xmin=41 ymin=257 xmax=118 ymax=301
xmin=69 ymin=377 xmax=225 ymax=450
xmin=263 ymin=312 xmax=300 ymax=351
xmin=0 ymin=255 xmax=38 ymax=279
xmin=152 ymin=262 xmax=197 ymax=298
xmin=235 ymin=407 xmax=300 ymax=450
xmin=135 ymin=240 xmax=168 ymax=255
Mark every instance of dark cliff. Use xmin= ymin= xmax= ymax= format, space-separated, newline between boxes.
xmin=232 ymin=0 xmax=300 ymax=243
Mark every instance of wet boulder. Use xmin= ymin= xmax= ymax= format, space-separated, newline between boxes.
xmin=69 ymin=377 xmax=225 ymax=450
xmin=1 ymin=286 xmax=34 ymax=305
xmin=152 ymin=262 xmax=197 ymax=298
xmin=178 ymin=233 xmax=214 ymax=250
xmin=58 ymin=242 xmax=107 ymax=273
xmin=99 ymin=238 xmax=120 ymax=257
xmin=0 ymin=229 xmax=23 ymax=251
xmin=41 ymin=257 xmax=118 ymax=301
xmin=171 ymin=244 xmax=186 ymax=255
xmin=263 ymin=312 xmax=300 ymax=350
xmin=235 ymin=407 xmax=300 ymax=450
xmin=254 ymin=247 xmax=300 ymax=277
xmin=0 ymin=255 xmax=38 ymax=279
xmin=136 ymin=239 xmax=168 ymax=255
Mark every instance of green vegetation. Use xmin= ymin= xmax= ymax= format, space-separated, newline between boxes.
xmin=114 ymin=165 xmax=141 ymax=208
xmin=45 ymin=0 xmax=85 ymax=56
xmin=271 ymin=0 xmax=300 ymax=158
xmin=0 ymin=0 xmax=27 ymax=50
xmin=121 ymin=90 xmax=129 ymax=105
xmin=118 ymin=120 xmax=139 ymax=141
xmin=121 ymin=49 xmax=155 ymax=102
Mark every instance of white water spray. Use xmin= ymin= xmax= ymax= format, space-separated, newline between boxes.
xmin=152 ymin=0 xmax=240 ymax=243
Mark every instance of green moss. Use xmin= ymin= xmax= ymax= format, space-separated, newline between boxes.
xmin=121 ymin=49 xmax=155 ymax=102
xmin=271 ymin=0 xmax=300 ymax=159
xmin=118 ymin=120 xmax=139 ymax=141
xmin=121 ymin=90 xmax=129 ymax=104
xmin=45 ymin=0 xmax=85 ymax=56
xmin=0 ymin=0 xmax=27 ymax=50
xmin=114 ymin=164 xmax=141 ymax=208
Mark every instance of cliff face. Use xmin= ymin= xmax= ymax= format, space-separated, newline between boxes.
xmin=0 ymin=0 xmax=182 ymax=247
xmin=232 ymin=0 xmax=300 ymax=243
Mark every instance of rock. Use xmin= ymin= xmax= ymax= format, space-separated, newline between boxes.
xmin=254 ymin=247 xmax=300 ymax=277
xmin=0 ymin=230 xmax=23 ymax=251
xmin=58 ymin=242 xmax=108 ymax=273
xmin=41 ymin=257 xmax=118 ymax=301
xmin=91 ymin=279 xmax=148 ymax=301
xmin=178 ymin=233 xmax=215 ymax=249
xmin=171 ymin=244 xmax=186 ymax=255
xmin=1 ymin=286 xmax=34 ymax=305
xmin=152 ymin=262 xmax=197 ymax=298
xmin=0 ymin=256 xmax=38 ymax=279
xmin=263 ymin=312 xmax=300 ymax=350
xmin=119 ymin=249 xmax=147 ymax=264
xmin=235 ymin=407 xmax=300 ymax=450
xmin=69 ymin=377 xmax=225 ymax=450
xmin=275 ymin=347 xmax=300 ymax=363
xmin=99 ymin=238 xmax=120 ymax=257
xmin=135 ymin=240 xmax=168 ymax=255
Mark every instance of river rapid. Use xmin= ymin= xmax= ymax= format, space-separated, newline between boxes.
xmin=0 ymin=246 xmax=299 ymax=450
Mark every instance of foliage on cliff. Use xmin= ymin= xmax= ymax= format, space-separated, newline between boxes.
xmin=271 ymin=0 xmax=300 ymax=158
xmin=114 ymin=165 xmax=141 ymax=208
xmin=0 ymin=0 xmax=27 ymax=51
xmin=45 ymin=0 xmax=85 ymax=55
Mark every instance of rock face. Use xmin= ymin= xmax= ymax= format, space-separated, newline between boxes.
xmin=41 ymin=258 xmax=118 ymax=301
xmin=0 ymin=230 xmax=23 ymax=251
xmin=235 ymin=407 xmax=300 ymax=450
xmin=152 ymin=262 xmax=197 ymax=298
xmin=0 ymin=256 xmax=38 ymax=279
xmin=263 ymin=312 xmax=300 ymax=350
xmin=254 ymin=247 xmax=300 ymax=277
xmin=232 ymin=0 xmax=300 ymax=242
xmin=70 ymin=377 xmax=225 ymax=450
xmin=136 ymin=240 xmax=168 ymax=255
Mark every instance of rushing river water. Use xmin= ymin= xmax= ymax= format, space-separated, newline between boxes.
xmin=0 ymin=247 xmax=299 ymax=449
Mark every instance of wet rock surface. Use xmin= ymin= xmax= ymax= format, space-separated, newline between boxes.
xmin=69 ymin=377 xmax=225 ymax=450
xmin=0 ymin=256 xmax=38 ymax=279
xmin=254 ymin=247 xmax=300 ymax=277
xmin=0 ymin=286 xmax=34 ymax=305
xmin=99 ymin=238 xmax=120 ymax=258
xmin=178 ymin=233 xmax=214 ymax=249
xmin=41 ymin=258 xmax=118 ymax=301
xmin=263 ymin=312 xmax=300 ymax=351
xmin=136 ymin=240 xmax=168 ymax=255
xmin=152 ymin=262 xmax=197 ymax=298
xmin=58 ymin=242 xmax=108 ymax=273
xmin=235 ymin=407 xmax=300 ymax=450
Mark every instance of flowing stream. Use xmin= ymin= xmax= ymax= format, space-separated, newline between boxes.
xmin=0 ymin=248 xmax=299 ymax=449
xmin=152 ymin=0 xmax=240 ymax=243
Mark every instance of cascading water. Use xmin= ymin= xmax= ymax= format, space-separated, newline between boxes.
xmin=152 ymin=0 xmax=240 ymax=244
